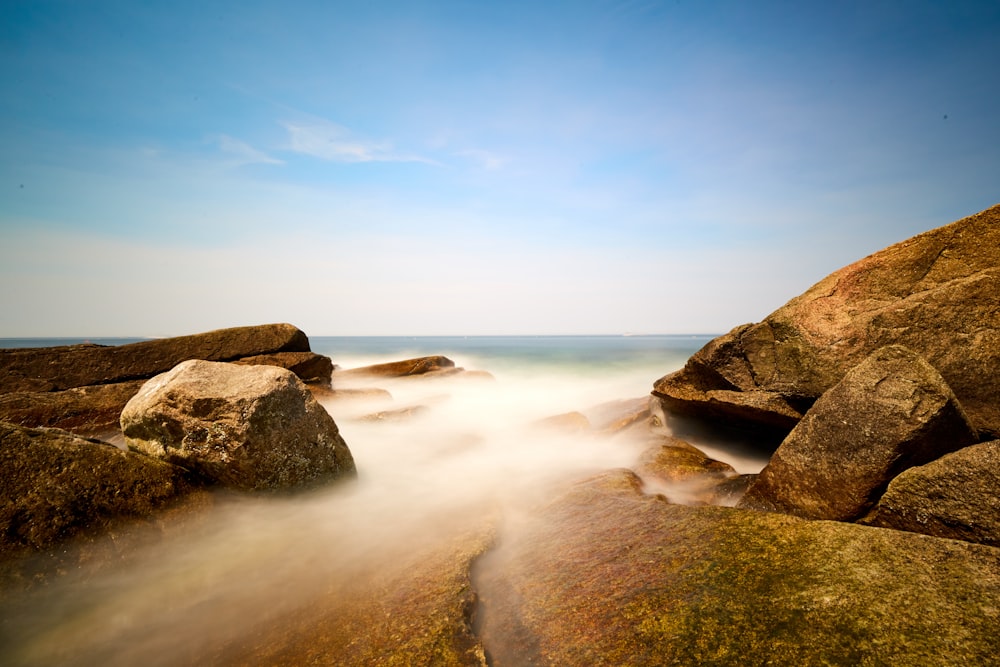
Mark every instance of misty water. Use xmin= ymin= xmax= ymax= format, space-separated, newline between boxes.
xmin=1 ymin=335 xmax=770 ymax=665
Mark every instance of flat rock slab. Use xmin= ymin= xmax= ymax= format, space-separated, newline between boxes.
xmin=0 ymin=381 xmax=145 ymax=432
xmin=474 ymin=469 xmax=1000 ymax=666
xmin=333 ymin=356 xmax=456 ymax=380
xmin=0 ymin=323 xmax=310 ymax=393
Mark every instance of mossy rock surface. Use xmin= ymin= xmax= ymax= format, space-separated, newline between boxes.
xmin=474 ymin=469 xmax=1000 ymax=666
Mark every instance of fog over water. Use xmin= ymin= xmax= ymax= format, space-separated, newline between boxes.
xmin=0 ymin=336 xmax=769 ymax=665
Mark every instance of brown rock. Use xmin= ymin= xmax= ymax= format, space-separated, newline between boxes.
xmin=654 ymin=204 xmax=1000 ymax=438
xmin=738 ymin=345 xmax=978 ymax=521
xmin=121 ymin=360 xmax=355 ymax=491
xmin=333 ymin=355 xmax=456 ymax=380
xmin=474 ymin=469 xmax=1000 ymax=666
xmin=862 ymin=440 xmax=1000 ymax=546
xmin=0 ymin=323 xmax=310 ymax=394
xmin=532 ymin=411 xmax=591 ymax=433
xmin=0 ymin=380 xmax=145 ymax=431
xmin=634 ymin=436 xmax=740 ymax=505
xmin=0 ymin=422 xmax=193 ymax=555
xmin=231 ymin=351 xmax=334 ymax=384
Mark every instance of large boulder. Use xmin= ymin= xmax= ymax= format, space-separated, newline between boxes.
xmin=738 ymin=345 xmax=978 ymax=521
xmin=121 ymin=360 xmax=355 ymax=491
xmin=861 ymin=440 xmax=1000 ymax=546
xmin=474 ymin=470 xmax=1000 ymax=666
xmin=0 ymin=422 xmax=193 ymax=554
xmin=0 ymin=323 xmax=310 ymax=394
xmin=653 ymin=204 xmax=1000 ymax=438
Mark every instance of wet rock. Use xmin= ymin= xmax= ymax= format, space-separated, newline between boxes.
xmin=0 ymin=422 xmax=193 ymax=555
xmin=121 ymin=360 xmax=355 ymax=491
xmin=333 ymin=356 xmax=456 ymax=380
xmin=218 ymin=523 xmax=494 ymax=666
xmin=474 ymin=469 xmax=1000 ymax=666
xmin=0 ymin=380 xmax=145 ymax=432
xmin=653 ymin=204 xmax=1000 ymax=438
xmin=634 ymin=436 xmax=741 ymax=505
xmin=862 ymin=440 xmax=1000 ymax=546
xmin=532 ymin=411 xmax=591 ymax=433
xmin=0 ymin=323 xmax=310 ymax=394
xmin=231 ymin=351 xmax=334 ymax=384
xmin=739 ymin=345 xmax=978 ymax=521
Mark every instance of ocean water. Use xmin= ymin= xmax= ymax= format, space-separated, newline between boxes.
xmin=1 ymin=334 xmax=768 ymax=665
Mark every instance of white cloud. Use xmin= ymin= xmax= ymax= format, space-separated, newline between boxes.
xmin=214 ymin=135 xmax=283 ymax=166
xmin=281 ymin=120 xmax=437 ymax=165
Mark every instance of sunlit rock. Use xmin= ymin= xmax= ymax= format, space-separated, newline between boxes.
xmin=738 ymin=345 xmax=978 ymax=521
xmin=333 ymin=355 xmax=457 ymax=380
xmin=230 ymin=351 xmax=334 ymax=384
xmin=654 ymin=204 xmax=1000 ymax=438
xmin=0 ymin=323 xmax=311 ymax=394
xmin=121 ymin=360 xmax=355 ymax=491
xmin=474 ymin=469 xmax=1000 ymax=665
xmin=861 ymin=440 xmax=1000 ymax=546
xmin=0 ymin=380 xmax=146 ymax=432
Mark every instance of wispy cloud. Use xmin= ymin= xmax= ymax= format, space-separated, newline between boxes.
xmin=214 ymin=135 xmax=284 ymax=166
xmin=281 ymin=120 xmax=437 ymax=165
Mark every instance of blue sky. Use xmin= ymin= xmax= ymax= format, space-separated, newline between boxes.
xmin=1 ymin=0 xmax=998 ymax=336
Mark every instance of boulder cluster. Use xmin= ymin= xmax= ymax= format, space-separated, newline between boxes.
xmin=0 ymin=324 xmax=356 ymax=559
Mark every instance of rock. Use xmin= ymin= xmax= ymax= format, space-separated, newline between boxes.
xmin=231 ymin=351 xmax=334 ymax=384
xmin=634 ymin=436 xmax=740 ymax=505
xmin=474 ymin=469 xmax=1000 ymax=666
xmin=532 ymin=411 xmax=592 ymax=433
xmin=653 ymin=204 xmax=1000 ymax=438
xmin=0 ymin=422 xmax=193 ymax=555
xmin=0 ymin=380 xmax=145 ymax=432
xmin=861 ymin=440 xmax=1000 ymax=546
xmin=354 ymin=405 xmax=431 ymax=423
xmin=121 ymin=360 xmax=355 ymax=491
xmin=738 ymin=345 xmax=978 ymax=521
xmin=0 ymin=323 xmax=310 ymax=394
xmin=333 ymin=355 xmax=456 ymax=380
xmin=217 ymin=524 xmax=494 ymax=666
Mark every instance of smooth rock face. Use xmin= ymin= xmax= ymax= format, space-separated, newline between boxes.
xmin=739 ymin=346 xmax=978 ymax=521
xmin=862 ymin=440 xmax=1000 ymax=546
xmin=0 ymin=323 xmax=310 ymax=393
xmin=654 ymin=204 xmax=1000 ymax=437
xmin=474 ymin=470 xmax=1000 ymax=666
xmin=0 ymin=422 xmax=192 ymax=554
xmin=121 ymin=360 xmax=355 ymax=491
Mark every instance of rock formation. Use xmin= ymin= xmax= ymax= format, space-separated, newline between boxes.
xmin=654 ymin=204 xmax=1000 ymax=439
xmin=738 ymin=345 xmax=978 ymax=520
xmin=474 ymin=470 xmax=1000 ymax=665
xmin=861 ymin=440 xmax=1000 ymax=546
xmin=121 ymin=360 xmax=355 ymax=491
xmin=0 ymin=422 xmax=193 ymax=555
xmin=0 ymin=324 xmax=333 ymax=433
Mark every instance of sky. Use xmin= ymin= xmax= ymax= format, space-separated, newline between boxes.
xmin=1 ymin=0 xmax=998 ymax=337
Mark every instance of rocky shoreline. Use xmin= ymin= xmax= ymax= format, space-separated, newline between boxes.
xmin=2 ymin=205 xmax=999 ymax=665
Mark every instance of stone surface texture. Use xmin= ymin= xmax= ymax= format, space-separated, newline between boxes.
xmin=738 ymin=345 xmax=978 ymax=521
xmin=474 ymin=470 xmax=1000 ymax=666
xmin=653 ymin=204 xmax=1000 ymax=438
xmin=121 ymin=360 xmax=355 ymax=491
xmin=862 ymin=440 xmax=1000 ymax=546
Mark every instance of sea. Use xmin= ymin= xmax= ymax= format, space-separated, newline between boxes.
xmin=0 ymin=334 xmax=769 ymax=665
